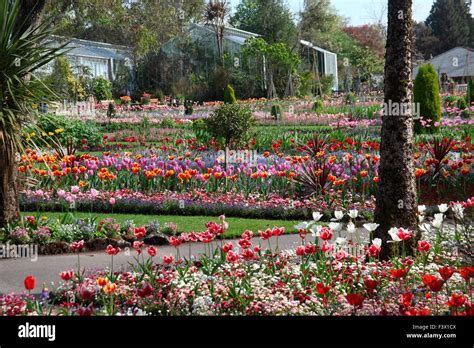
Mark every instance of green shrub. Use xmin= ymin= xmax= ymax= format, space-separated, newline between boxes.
xmin=345 ymin=92 xmax=357 ymax=105
xmin=456 ymin=96 xmax=467 ymax=110
xmin=224 ymin=84 xmax=237 ymax=104
xmin=271 ymin=104 xmax=283 ymax=120
xmin=44 ymin=56 xmax=86 ymax=101
xmin=184 ymin=100 xmax=194 ymax=115
xmin=467 ymin=78 xmax=474 ymax=105
xmin=313 ymin=99 xmax=324 ymax=112
xmin=205 ymin=104 xmax=254 ymax=147
xmin=92 ymin=77 xmax=112 ymax=102
xmin=414 ymin=63 xmax=441 ymax=133
xmin=443 ymin=95 xmax=457 ymax=107
xmin=160 ymin=117 xmax=175 ymax=128
xmin=37 ymin=114 xmax=101 ymax=153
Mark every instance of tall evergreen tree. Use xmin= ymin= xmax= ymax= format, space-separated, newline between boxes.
xmin=426 ymin=0 xmax=472 ymax=55
xmin=230 ymin=0 xmax=297 ymax=47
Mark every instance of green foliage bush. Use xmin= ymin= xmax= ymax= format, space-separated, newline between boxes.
xmin=44 ymin=57 xmax=86 ymax=101
xmin=184 ymin=100 xmax=194 ymax=115
xmin=414 ymin=64 xmax=441 ymax=133
xmin=92 ymin=77 xmax=113 ymax=102
xmin=313 ymin=99 xmax=324 ymax=112
xmin=37 ymin=114 xmax=101 ymax=152
xmin=271 ymin=104 xmax=283 ymax=120
xmin=205 ymin=104 xmax=254 ymax=147
xmin=467 ymin=78 xmax=474 ymax=105
xmin=456 ymin=96 xmax=467 ymax=110
xmin=345 ymin=92 xmax=357 ymax=105
xmin=224 ymin=84 xmax=237 ymax=104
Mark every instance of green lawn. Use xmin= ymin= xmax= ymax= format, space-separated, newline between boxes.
xmin=22 ymin=212 xmax=307 ymax=239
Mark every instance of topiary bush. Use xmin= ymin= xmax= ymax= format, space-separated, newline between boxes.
xmin=184 ymin=100 xmax=194 ymax=115
xmin=223 ymin=84 xmax=237 ymax=104
xmin=92 ymin=77 xmax=112 ymax=102
xmin=414 ymin=63 xmax=441 ymax=133
xmin=271 ymin=104 xmax=283 ymax=120
xmin=467 ymin=77 xmax=474 ymax=105
xmin=313 ymin=99 xmax=324 ymax=112
xmin=456 ymin=96 xmax=467 ymax=110
xmin=205 ymin=104 xmax=254 ymax=147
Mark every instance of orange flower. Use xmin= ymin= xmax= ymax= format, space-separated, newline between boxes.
xmin=251 ymin=172 xmax=259 ymax=179
xmin=213 ymin=172 xmax=223 ymax=179
xmin=359 ymin=170 xmax=368 ymax=178
xmin=415 ymin=168 xmax=427 ymax=178
xmin=79 ymin=180 xmax=88 ymax=188
xmin=287 ymin=172 xmax=296 ymax=180
xmin=260 ymin=171 xmax=268 ymax=179
xmin=165 ymin=170 xmax=175 ymax=178
xmin=461 ymin=166 xmax=470 ymax=175
xmin=97 ymin=277 xmax=108 ymax=287
xmin=373 ymin=176 xmax=379 ymax=183
xmin=103 ymin=283 xmax=116 ymax=295
xmin=263 ymin=151 xmax=270 ymax=158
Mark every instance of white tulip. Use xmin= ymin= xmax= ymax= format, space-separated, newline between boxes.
xmin=310 ymin=224 xmax=322 ymax=237
xmin=388 ymin=227 xmax=401 ymax=242
xmin=328 ymin=222 xmax=343 ymax=232
xmin=418 ymin=205 xmax=427 ymax=214
xmin=452 ymin=204 xmax=464 ymax=219
xmin=372 ymin=238 xmax=382 ymax=248
xmin=312 ymin=211 xmax=323 ymax=222
xmin=336 ymin=237 xmax=347 ymax=245
xmin=432 ymin=213 xmax=444 ymax=229
xmin=418 ymin=215 xmax=425 ymax=223
xmin=333 ymin=210 xmax=344 ymax=221
xmin=438 ymin=204 xmax=448 ymax=213
xmin=363 ymin=223 xmax=379 ymax=232
xmin=346 ymin=221 xmax=356 ymax=234
xmin=348 ymin=209 xmax=358 ymax=219
xmin=295 ymin=221 xmax=313 ymax=230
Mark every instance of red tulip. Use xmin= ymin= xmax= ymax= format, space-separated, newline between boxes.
xmin=423 ymin=274 xmax=444 ymax=292
xmin=316 ymin=283 xmax=330 ymax=295
xmin=146 ymin=246 xmax=157 ymax=257
xmin=447 ymin=293 xmax=466 ymax=308
xmin=137 ymin=283 xmax=153 ymax=298
xmin=417 ymin=240 xmax=432 ymax=253
xmin=134 ymin=227 xmax=146 ymax=239
xmin=163 ymin=255 xmax=173 ymax=265
xmin=390 ymin=267 xmax=409 ymax=279
xmin=106 ymin=245 xmax=120 ymax=256
xmin=296 ymin=246 xmax=305 ymax=257
xmin=24 ymin=275 xmax=36 ymax=291
xmin=459 ymin=266 xmax=474 ymax=280
xmin=346 ymin=293 xmax=364 ymax=307
xmin=364 ymin=278 xmax=378 ymax=290
xmin=60 ymin=270 xmax=74 ymax=282
xmin=70 ymin=240 xmax=85 ymax=252
xmin=438 ymin=266 xmax=456 ymax=281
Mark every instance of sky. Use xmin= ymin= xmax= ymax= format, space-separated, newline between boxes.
xmin=229 ymin=0 xmax=474 ymax=26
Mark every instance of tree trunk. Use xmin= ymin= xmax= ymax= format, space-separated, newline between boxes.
xmin=374 ymin=0 xmax=418 ymax=258
xmin=0 ymin=137 xmax=20 ymax=227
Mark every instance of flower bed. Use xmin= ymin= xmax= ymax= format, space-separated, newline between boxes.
xmin=1 ymin=205 xmax=472 ymax=316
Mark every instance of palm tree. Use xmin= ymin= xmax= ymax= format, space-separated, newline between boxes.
xmin=373 ymin=0 xmax=418 ymax=258
xmin=0 ymin=0 xmax=64 ymax=227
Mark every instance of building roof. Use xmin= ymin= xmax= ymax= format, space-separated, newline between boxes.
xmin=299 ymin=40 xmax=337 ymax=56
xmin=413 ymin=47 xmax=474 ymax=79
xmin=45 ymin=35 xmax=132 ymax=61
